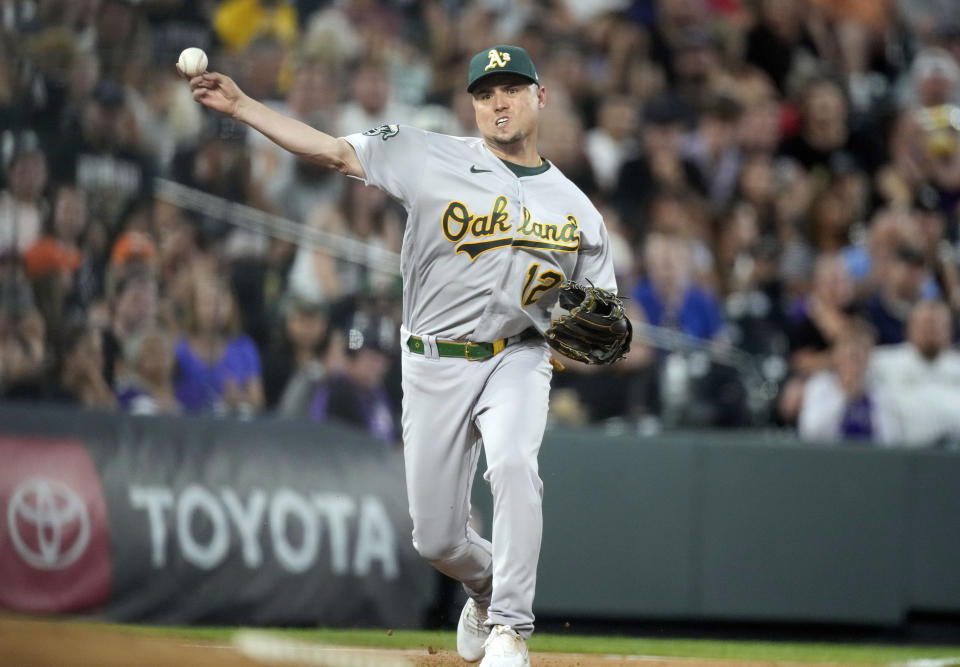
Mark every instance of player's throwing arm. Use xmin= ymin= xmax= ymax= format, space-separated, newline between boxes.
xmin=177 ymin=54 xmax=365 ymax=179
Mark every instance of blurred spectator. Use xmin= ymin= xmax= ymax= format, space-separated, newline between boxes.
xmin=309 ymin=313 xmax=397 ymax=444
xmin=913 ymin=186 xmax=960 ymax=314
xmin=810 ymin=0 xmax=906 ymax=113
xmin=787 ymin=253 xmax=860 ymax=378
xmin=103 ymin=266 xmax=159 ymax=387
xmin=174 ymin=273 xmax=264 ymax=415
xmin=533 ymin=43 xmax=592 ymax=117
xmin=734 ymin=153 xmax=778 ymax=230
xmin=7 ymin=0 xmax=960 ymax=435
xmin=95 ymin=0 xmax=153 ymax=80
xmin=868 ymin=300 xmax=960 ymax=445
xmin=864 ymin=241 xmax=935 ymax=344
xmin=905 ymin=47 xmax=960 ymax=109
xmin=772 ymin=157 xmax=819 ymax=299
xmin=127 ymin=67 xmax=205 ymax=175
xmin=52 ymin=78 xmax=156 ymax=229
xmin=106 ymin=198 xmax=158 ymax=285
xmin=247 ymin=61 xmax=344 ymax=219
xmin=229 ymin=235 xmax=295 ymax=350
xmin=22 ymin=183 xmax=89 ymax=334
xmin=879 ymin=109 xmax=933 ymax=207
xmin=214 ymin=0 xmax=299 ymax=53
xmin=111 ymin=229 xmax=157 ymax=275
xmin=670 ymin=27 xmax=728 ymax=114
xmin=172 ymin=114 xmax=253 ymax=204
xmin=645 ymin=191 xmax=715 ymax=284
xmin=630 ymin=232 xmax=746 ymax=427
xmin=899 ymin=0 xmax=958 ymax=45
xmin=714 ymin=202 xmax=787 ymax=350
xmin=23 ymin=184 xmax=87 ymax=282
xmin=152 ymin=202 xmax=206 ymax=304
xmin=0 ymin=270 xmax=48 ymax=400
xmin=143 ymin=0 xmax=216 ymax=65
xmin=584 ymin=14 xmax=649 ymax=99
xmin=0 ymin=148 xmax=48 ymax=257
xmin=900 ymin=49 xmax=960 ymax=199
xmin=615 ymin=95 xmax=703 ymax=238
xmin=802 ymin=167 xmax=865 ymax=257
xmin=733 ymin=68 xmax=783 ymax=154
xmin=584 ymin=95 xmax=639 ymax=194
xmin=116 ymin=327 xmax=181 ymax=415
xmin=872 ymin=299 xmax=960 ymax=384
xmin=262 ymin=292 xmax=330 ymax=414
xmin=51 ymin=323 xmax=116 ymax=411
xmin=852 ymin=207 xmax=913 ymax=289
xmin=171 ymin=114 xmax=274 ymax=300
xmin=798 ymin=320 xmax=901 ymax=444
xmin=338 ymin=58 xmax=415 ymax=134
xmin=778 ymin=77 xmax=872 ymax=180
xmin=714 ymin=202 xmax=765 ymax=295
xmin=288 ymin=178 xmax=403 ymax=304
xmin=595 ymin=202 xmax=636 ymax=286
xmin=538 ymin=106 xmax=600 ymax=198
xmin=745 ymin=0 xmax=836 ymax=94
xmin=0 ymin=44 xmax=14 ymax=129
xmin=647 ymin=0 xmax=713 ymax=84
xmin=683 ymin=95 xmax=744 ymax=207
xmin=633 ymin=233 xmax=725 ymax=341
xmin=239 ymin=36 xmax=290 ymax=103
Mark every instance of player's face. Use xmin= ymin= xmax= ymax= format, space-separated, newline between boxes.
xmin=471 ymin=75 xmax=545 ymax=148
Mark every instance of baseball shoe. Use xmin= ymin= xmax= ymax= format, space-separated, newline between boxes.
xmin=479 ymin=625 xmax=529 ymax=667
xmin=457 ymin=597 xmax=489 ymax=662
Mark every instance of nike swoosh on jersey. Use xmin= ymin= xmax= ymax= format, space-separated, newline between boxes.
xmin=470 ymin=165 xmax=493 ymax=173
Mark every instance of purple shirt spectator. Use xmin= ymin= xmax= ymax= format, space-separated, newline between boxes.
xmin=839 ymin=394 xmax=875 ymax=442
xmin=174 ymin=335 xmax=261 ymax=413
xmin=309 ymin=374 xmax=397 ymax=443
xmin=632 ymin=279 xmax=724 ymax=340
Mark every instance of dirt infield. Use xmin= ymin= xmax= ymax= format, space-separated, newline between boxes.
xmin=0 ymin=615 xmax=864 ymax=667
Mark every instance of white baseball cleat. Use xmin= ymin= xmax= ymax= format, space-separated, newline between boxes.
xmin=479 ymin=625 xmax=529 ymax=667
xmin=457 ymin=597 xmax=490 ymax=662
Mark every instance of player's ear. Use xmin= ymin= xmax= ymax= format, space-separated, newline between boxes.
xmin=536 ymin=85 xmax=546 ymax=109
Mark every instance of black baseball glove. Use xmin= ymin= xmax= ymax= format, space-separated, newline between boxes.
xmin=545 ymin=281 xmax=632 ymax=365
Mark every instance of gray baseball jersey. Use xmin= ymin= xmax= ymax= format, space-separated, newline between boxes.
xmin=343 ymin=124 xmax=617 ymax=341
xmin=343 ymin=123 xmax=618 ymax=640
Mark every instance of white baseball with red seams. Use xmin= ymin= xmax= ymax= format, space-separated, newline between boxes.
xmin=177 ymin=47 xmax=208 ymax=77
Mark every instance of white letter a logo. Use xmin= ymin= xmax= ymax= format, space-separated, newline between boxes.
xmin=485 ymin=50 xmax=511 ymax=71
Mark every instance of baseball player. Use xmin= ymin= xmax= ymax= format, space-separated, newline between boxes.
xmin=182 ymin=45 xmax=628 ymax=666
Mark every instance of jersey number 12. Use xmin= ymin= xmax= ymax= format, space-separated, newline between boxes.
xmin=521 ymin=263 xmax=563 ymax=306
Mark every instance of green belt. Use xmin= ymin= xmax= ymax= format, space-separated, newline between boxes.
xmin=406 ymin=329 xmax=537 ymax=361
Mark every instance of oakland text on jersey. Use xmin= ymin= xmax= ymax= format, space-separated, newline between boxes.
xmin=441 ymin=196 xmax=581 ymax=261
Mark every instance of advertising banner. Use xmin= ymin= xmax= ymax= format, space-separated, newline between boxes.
xmin=0 ymin=406 xmax=435 ymax=627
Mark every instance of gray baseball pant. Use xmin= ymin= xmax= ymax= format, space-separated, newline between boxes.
xmin=399 ymin=335 xmax=552 ymax=639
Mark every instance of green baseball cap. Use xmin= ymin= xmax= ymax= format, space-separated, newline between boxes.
xmin=467 ymin=45 xmax=539 ymax=92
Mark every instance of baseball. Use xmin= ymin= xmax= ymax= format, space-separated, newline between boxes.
xmin=177 ymin=47 xmax=208 ymax=77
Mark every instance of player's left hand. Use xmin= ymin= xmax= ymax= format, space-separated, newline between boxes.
xmin=545 ymin=281 xmax=632 ymax=365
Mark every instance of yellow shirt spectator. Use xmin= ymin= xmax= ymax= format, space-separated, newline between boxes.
xmin=214 ymin=0 xmax=298 ymax=53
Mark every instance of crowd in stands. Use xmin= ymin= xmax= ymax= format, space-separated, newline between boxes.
xmin=3 ymin=0 xmax=960 ymax=448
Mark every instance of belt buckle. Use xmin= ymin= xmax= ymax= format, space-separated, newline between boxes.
xmin=464 ymin=342 xmax=484 ymax=361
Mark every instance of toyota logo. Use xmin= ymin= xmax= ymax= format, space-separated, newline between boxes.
xmin=7 ymin=477 xmax=91 ymax=569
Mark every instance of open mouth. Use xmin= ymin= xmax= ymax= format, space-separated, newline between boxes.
xmin=496 ymin=117 xmax=509 ymax=127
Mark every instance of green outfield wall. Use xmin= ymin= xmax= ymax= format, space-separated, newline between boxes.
xmin=473 ymin=427 xmax=960 ymax=626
